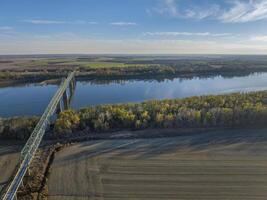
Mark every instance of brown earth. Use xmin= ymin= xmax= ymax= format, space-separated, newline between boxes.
xmin=0 ymin=142 xmax=21 ymax=194
xmin=47 ymin=128 xmax=267 ymax=200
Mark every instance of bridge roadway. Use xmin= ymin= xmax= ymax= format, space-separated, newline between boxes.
xmin=1 ymin=71 xmax=76 ymax=200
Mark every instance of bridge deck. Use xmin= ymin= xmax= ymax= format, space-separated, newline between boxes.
xmin=1 ymin=72 xmax=75 ymax=200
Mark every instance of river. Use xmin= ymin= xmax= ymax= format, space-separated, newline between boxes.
xmin=1 ymin=72 xmax=267 ymax=117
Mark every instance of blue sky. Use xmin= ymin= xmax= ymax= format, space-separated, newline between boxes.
xmin=0 ymin=0 xmax=267 ymax=54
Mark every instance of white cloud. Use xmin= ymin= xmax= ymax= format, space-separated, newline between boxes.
xmin=21 ymin=19 xmax=99 ymax=25
xmin=72 ymin=20 xmax=87 ymax=25
xmin=88 ymin=21 xmax=98 ymax=25
xmin=184 ymin=5 xmax=220 ymax=20
xmin=0 ymin=27 xmax=16 ymax=39
xmin=149 ymin=0 xmax=179 ymax=17
xmin=71 ymin=20 xmax=98 ymax=25
xmin=149 ymin=0 xmax=220 ymax=19
xmin=144 ymin=32 xmax=232 ymax=37
xmin=32 ymin=32 xmax=77 ymax=40
xmin=22 ymin=20 xmax=67 ymax=24
xmin=1 ymin=36 xmax=267 ymax=55
xmin=110 ymin=22 xmax=137 ymax=26
xmin=220 ymin=0 xmax=267 ymax=23
xmin=0 ymin=26 xmax=13 ymax=30
xmin=150 ymin=0 xmax=267 ymax=23
xmin=251 ymin=35 xmax=267 ymax=42
xmin=159 ymin=0 xmax=179 ymax=17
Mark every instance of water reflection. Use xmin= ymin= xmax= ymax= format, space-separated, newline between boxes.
xmin=1 ymin=72 xmax=267 ymax=117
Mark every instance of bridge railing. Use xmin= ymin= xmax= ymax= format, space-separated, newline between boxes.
xmin=21 ymin=72 xmax=75 ymax=160
xmin=2 ymin=71 xmax=75 ymax=200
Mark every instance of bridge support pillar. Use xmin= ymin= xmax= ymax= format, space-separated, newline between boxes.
xmin=56 ymin=98 xmax=64 ymax=115
xmin=60 ymin=99 xmax=64 ymax=112
xmin=68 ymin=78 xmax=76 ymax=107
xmin=69 ymin=78 xmax=76 ymax=98
xmin=63 ymin=90 xmax=70 ymax=110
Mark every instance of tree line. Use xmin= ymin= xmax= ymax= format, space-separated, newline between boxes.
xmin=0 ymin=117 xmax=39 ymax=139
xmin=54 ymin=91 xmax=267 ymax=134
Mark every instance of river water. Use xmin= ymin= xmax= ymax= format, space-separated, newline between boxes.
xmin=1 ymin=72 xmax=267 ymax=117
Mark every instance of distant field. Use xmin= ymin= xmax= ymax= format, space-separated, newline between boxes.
xmin=48 ymin=129 xmax=267 ymax=200
xmin=3 ymin=58 xmax=158 ymax=69
xmin=59 ymin=61 xmax=126 ymax=68
xmin=1 ymin=55 xmax=267 ymax=82
xmin=57 ymin=61 xmax=157 ymax=68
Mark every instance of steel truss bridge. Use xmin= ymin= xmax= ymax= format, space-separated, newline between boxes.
xmin=1 ymin=72 xmax=76 ymax=200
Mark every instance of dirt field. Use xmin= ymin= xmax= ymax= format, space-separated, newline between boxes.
xmin=48 ymin=128 xmax=267 ymax=200
xmin=0 ymin=142 xmax=21 ymax=194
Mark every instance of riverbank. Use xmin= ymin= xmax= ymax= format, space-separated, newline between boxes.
xmin=2 ymin=90 xmax=267 ymax=141
xmin=53 ymin=91 xmax=267 ymax=136
xmin=1 ymin=55 xmax=267 ymax=84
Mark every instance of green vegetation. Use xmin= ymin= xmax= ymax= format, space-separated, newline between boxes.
xmin=0 ymin=72 xmax=18 ymax=80
xmin=54 ymin=91 xmax=267 ymax=134
xmin=56 ymin=61 xmax=158 ymax=68
xmin=54 ymin=110 xmax=80 ymax=134
xmin=1 ymin=55 xmax=267 ymax=83
xmin=2 ymin=91 xmax=267 ymax=139
xmin=63 ymin=61 xmax=126 ymax=68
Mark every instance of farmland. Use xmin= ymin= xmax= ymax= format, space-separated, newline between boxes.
xmin=1 ymin=55 xmax=267 ymax=83
xmin=47 ymin=128 xmax=267 ymax=200
xmin=2 ymin=55 xmax=267 ymax=199
xmin=0 ymin=142 xmax=21 ymax=194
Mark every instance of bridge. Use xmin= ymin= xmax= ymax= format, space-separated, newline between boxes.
xmin=1 ymin=72 xmax=76 ymax=200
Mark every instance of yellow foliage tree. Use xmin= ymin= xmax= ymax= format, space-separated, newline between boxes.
xmin=54 ymin=110 xmax=80 ymax=134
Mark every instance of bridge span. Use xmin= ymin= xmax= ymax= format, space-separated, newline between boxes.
xmin=1 ymin=71 xmax=76 ymax=200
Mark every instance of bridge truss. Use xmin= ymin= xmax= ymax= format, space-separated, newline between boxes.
xmin=1 ymin=71 xmax=76 ymax=200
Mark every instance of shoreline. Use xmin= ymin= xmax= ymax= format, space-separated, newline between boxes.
xmin=0 ymin=69 xmax=267 ymax=87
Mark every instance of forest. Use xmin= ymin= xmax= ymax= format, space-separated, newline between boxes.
xmin=1 ymin=55 xmax=267 ymax=83
xmin=0 ymin=117 xmax=39 ymax=139
xmin=54 ymin=91 xmax=267 ymax=134
xmin=1 ymin=91 xmax=267 ymax=139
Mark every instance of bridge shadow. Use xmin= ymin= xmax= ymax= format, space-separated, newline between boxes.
xmin=54 ymin=127 xmax=267 ymax=166
xmin=0 ymin=143 xmax=22 ymax=157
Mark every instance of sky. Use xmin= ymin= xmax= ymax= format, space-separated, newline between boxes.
xmin=0 ymin=0 xmax=267 ymax=55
